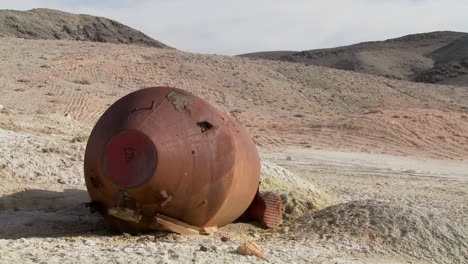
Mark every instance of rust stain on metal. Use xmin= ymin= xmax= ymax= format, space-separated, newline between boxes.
xmin=89 ymin=176 xmax=100 ymax=188
xmin=130 ymin=100 xmax=155 ymax=113
xmin=84 ymin=86 xmax=274 ymax=234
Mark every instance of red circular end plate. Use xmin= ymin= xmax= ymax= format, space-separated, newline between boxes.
xmin=103 ymin=130 xmax=157 ymax=188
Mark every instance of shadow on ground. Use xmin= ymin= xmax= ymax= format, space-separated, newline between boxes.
xmin=0 ymin=189 xmax=109 ymax=239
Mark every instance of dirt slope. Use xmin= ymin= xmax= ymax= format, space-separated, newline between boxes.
xmin=240 ymin=31 xmax=468 ymax=86
xmin=0 ymin=8 xmax=171 ymax=49
xmin=293 ymin=200 xmax=467 ymax=264
xmin=0 ymin=37 xmax=467 ymax=159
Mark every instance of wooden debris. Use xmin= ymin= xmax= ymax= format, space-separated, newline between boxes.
xmin=151 ymin=214 xmax=217 ymax=235
xmin=200 ymin=226 xmax=218 ymax=235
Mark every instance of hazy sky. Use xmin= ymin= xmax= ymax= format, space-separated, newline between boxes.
xmin=1 ymin=0 xmax=467 ymax=55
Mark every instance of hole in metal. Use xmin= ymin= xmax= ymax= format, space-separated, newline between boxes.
xmin=197 ymin=121 xmax=213 ymax=133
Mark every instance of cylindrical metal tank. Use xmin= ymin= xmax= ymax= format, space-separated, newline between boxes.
xmin=84 ymin=87 xmax=260 ymax=233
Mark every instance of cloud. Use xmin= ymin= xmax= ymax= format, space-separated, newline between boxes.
xmin=0 ymin=0 xmax=467 ymax=55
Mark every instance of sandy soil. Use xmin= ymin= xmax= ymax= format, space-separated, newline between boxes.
xmin=0 ymin=38 xmax=467 ymax=263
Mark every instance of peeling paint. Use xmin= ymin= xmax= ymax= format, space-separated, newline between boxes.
xmin=167 ymin=91 xmax=192 ymax=113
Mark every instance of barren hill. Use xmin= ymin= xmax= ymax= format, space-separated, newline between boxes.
xmin=415 ymin=36 xmax=468 ymax=85
xmin=0 ymin=38 xmax=467 ymax=263
xmin=240 ymin=31 xmax=468 ymax=86
xmin=0 ymin=8 xmax=171 ymax=49
xmin=0 ymin=37 xmax=467 ymax=159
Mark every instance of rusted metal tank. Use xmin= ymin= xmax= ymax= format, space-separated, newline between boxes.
xmin=84 ymin=87 xmax=278 ymax=234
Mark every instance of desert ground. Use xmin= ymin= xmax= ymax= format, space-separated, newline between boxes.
xmin=0 ymin=38 xmax=467 ymax=263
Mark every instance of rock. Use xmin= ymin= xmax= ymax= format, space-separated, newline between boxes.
xmin=250 ymin=233 xmax=260 ymax=239
xmin=123 ymin=247 xmax=133 ymax=253
xmin=200 ymin=226 xmax=218 ymax=235
xmin=0 ymin=104 xmax=4 ymax=110
xmin=199 ymin=245 xmax=208 ymax=252
xmin=220 ymin=236 xmax=230 ymax=242
xmin=279 ymin=226 xmax=290 ymax=233
xmin=236 ymin=241 xmax=264 ymax=258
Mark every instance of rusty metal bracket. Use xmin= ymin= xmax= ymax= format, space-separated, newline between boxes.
xmin=107 ymin=191 xmax=142 ymax=223
xmin=242 ymin=191 xmax=283 ymax=229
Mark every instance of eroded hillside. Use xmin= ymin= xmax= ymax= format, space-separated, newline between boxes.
xmin=0 ymin=9 xmax=171 ymax=48
xmin=1 ymin=38 xmax=467 ymax=159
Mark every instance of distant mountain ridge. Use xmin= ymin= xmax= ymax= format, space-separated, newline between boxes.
xmin=240 ymin=31 xmax=468 ymax=86
xmin=0 ymin=8 xmax=172 ymax=49
xmin=415 ymin=35 xmax=468 ymax=85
